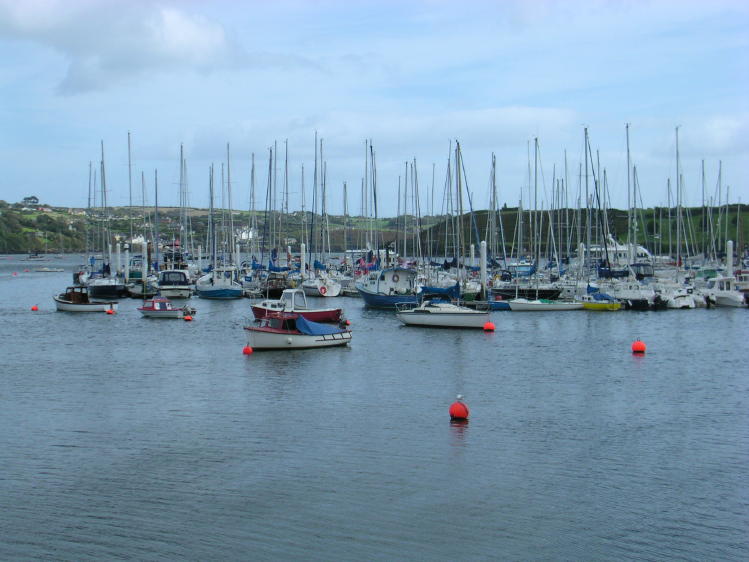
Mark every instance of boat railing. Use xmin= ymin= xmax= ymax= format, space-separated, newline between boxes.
xmin=395 ymin=302 xmax=419 ymax=312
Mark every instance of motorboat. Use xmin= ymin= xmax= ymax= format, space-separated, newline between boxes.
xmin=244 ymin=313 xmax=352 ymax=350
xmin=158 ymin=269 xmax=193 ymax=299
xmin=53 ymin=286 xmax=118 ymax=312
xmin=251 ymin=288 xmax=342 ymax=323
xmin=395 ymin=300 xmax=490 ymax=328
xmin=137 ymin=296 xmax=196 ymax=319
xmin=702 ymin=276 xmax=747 ymax=308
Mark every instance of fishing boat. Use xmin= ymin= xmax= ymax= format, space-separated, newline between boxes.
xmin=508 ymin=298 xmax=583 ymax=311
xmin=53 ymin=286 xmax=118 ymax=312
xmin=251 ymin=288 xmax=342 ymax=323
xmin=355 ymin=267 xmax=419 ymax=309
xmin=244 ymin=313 xmax=352 ymax=350
xmin=137 ymin=296 xmax=196 ymax=319
xmin=395 ymin=300 xmax=490 ymax=328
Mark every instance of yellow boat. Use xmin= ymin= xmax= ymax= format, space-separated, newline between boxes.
xmin=580 ymin=294 xmax=622 ymax=311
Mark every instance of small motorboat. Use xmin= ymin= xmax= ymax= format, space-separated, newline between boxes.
xmin=244 ymin=313 xmax=351 ymax=350
xmin=138 ymin=296 xmax=196 ymax=319
xmin=251 ymin=288 xmax=342 ymax=323
xmin=54 ymin=286 xmax=118 ymax=312
xmin=395 ymin=300 xmax=490 ymax=328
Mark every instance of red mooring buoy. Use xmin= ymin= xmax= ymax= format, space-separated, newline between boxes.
xmin=631 ymin=340 xmax=646 ymax=354
xmin=483 ymin=321 xmax=495 ymax=332
xmin=31 ymin=305 xmax=39 ymax=311
xmin=183 ymin=315 xmax=193 ymax=322
xmin=449 ymin=395 xmax=470 ymax=421
xmin=105 ymin=308 xmax=115 ymax=315
xmin=242 ymin=345 xmax=253 ymax=355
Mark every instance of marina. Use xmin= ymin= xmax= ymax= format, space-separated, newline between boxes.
xmin=2 ymin=1 xmax=747 ymax=558
xmin=1 ymin=257 xmax=747 ymax=559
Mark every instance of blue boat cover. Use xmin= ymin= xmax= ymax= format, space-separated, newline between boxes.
xmin=419 ymin=283 xmax=460 ymax=299
xmin=591 ymin=292 xmax=617 ymax=302
xmin=295 ymin=315 xmax=345 ymax=336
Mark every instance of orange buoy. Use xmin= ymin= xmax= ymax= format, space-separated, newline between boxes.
xmin=242 ymin=345 xmax=253 ymax=355
xmin=105 ymin=308 xmax=115 ymax=315
xmin=183 ymin=315 xmax=193 ymax=322
xmin=483 ymin=321 xmax=495 ymax=332
xmin=631 ymin=340 xmax=646 ymax=354
xmin=449 ymin=394 xmax=470 ymax=420
xmin=31 ymin=305 xmax=39 ymax=311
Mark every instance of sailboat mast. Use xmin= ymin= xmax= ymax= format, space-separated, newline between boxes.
xmin=128 ymin=131 xmax=133 ymax=243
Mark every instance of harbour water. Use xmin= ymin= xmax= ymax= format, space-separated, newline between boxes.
xmin=1 ymin=256 xmax=747 ymax=560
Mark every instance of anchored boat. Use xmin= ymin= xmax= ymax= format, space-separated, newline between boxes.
xmin=395 ymin=300 xmax=490 ymax=328
xmin=244 ymin=313 xmax=351 ymax=350
xmin=137 ymin=296 xmax=196 ymax=319
xmin=53 ymin=286 xmax=118 ymax=312
xmin=251 ymin=288 xmax=342 ymax=323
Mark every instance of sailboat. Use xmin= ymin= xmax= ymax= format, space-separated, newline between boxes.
xmin=195 ymin=155 xmax=243 ymax=299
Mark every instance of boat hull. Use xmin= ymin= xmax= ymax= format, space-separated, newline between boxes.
xmin=138 ymin=309 xmax=187 ymax=319
xmin=251 ymin=305 xmax=341 ymax=323
xmin=158 ymin=286 xmax=193 ymax=299
xmin=396 ymin=310 xmax=490 ymax=328
xmin=245 ymin=327 xmax=352 ymax=350
xmin=582 ymin=302 xmax=622 ymax=311
xmin=195 ymin=287 xmax=243 ymax=299
xmin=508 ymin=299 xmax=583 ymax=311
xmin=356 ymin=287 xmax=419 ymax=309
xmin=54 ymin=296 xmax=118 ymax=312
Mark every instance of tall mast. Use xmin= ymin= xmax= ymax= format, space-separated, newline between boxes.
xmin=675 ymin=126 xmax=681 ymax=268
xmin=626 ymin=123 xmax=632 ymax=262
xmin=127 ymin=131 xmax=133 ymax=243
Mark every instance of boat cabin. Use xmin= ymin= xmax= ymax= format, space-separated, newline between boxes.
xmin=280 ymin=289 xmax=308 ymax=310
xmin=62 ymin=286 xmax=90 ymax=303
xmin=159 ymin=270 xmax=191 ymax=286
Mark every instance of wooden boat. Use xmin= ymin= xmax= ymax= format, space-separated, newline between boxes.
xmin=244 ymin=313 xmax=351 ymax=350
xmin=395 ymin=300 xmax=490 ymax=328
xmin=251 ymin=288 xmax=342 ymax=323
xmin=137 ymin=296 xmax=196 ymax=319
xmin=53 ymin=286 xmax=118 ymax=312
xmin=508 ymin=298 xmax=583 ymax=311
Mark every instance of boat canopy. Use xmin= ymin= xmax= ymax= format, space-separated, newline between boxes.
xmin=295 ymin=315 xmax=344 ymax=336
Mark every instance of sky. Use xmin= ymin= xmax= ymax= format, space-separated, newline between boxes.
xmin=0 ymin=0 xmax=747 ymax=217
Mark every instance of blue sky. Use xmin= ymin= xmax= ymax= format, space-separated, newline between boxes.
xmin=0 ymin=0 xmax=747 ymax=217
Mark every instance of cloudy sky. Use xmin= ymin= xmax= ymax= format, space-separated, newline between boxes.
xmin=1 ymin=0 xmax=747 ymax=216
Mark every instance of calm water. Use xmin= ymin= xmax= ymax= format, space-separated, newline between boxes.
xmin=1 ymin=256 xmax=747 ymax=560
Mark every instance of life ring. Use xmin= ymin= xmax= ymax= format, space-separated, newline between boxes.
xmin=320 ymin=286 xmax=327 ymax=295
xmin=392 ymin=274 xmax=400 ymax=283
